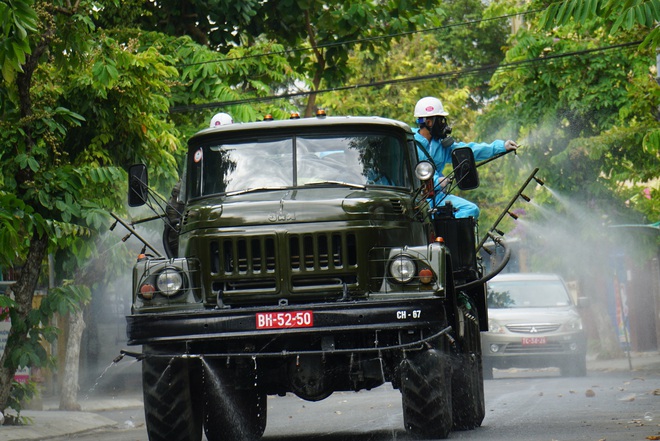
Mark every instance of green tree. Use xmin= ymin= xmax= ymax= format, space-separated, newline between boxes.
xmin=97 ymin=0 xmax=439 ymax=117
xmin=0 ymin=0 xmax=182 ymax=413
xmin=481 ymin=0 xmax=659 ymax=223
xmin=475 ymin=0 xmax=660 ymax=358
xmin=318 ymin=0 xmax=509 ymax=120
xmin=539 ymin=0 xmax=660 ymax=49
xmin=0 ymin=0 xmax=305 ymax=413
xmin=535 ymin=0 xmax=660 ymax=223
xmin=235 ymin=0 xmax=441 ymax=116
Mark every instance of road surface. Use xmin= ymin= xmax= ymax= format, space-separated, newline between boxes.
xmin=60 ymin=367 xmax=660 ymax=441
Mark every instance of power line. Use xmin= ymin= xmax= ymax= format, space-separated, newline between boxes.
xmin=169 ymin=40 xmax=642 ymax=114
xmin=180 ymin=9 xmax=544 ymax=68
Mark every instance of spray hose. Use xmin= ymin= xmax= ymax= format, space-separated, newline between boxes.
xmin=118 ymin=326 xmax=453 ymax=361
xmin=456 ymin=234 xmax=511 ymax=290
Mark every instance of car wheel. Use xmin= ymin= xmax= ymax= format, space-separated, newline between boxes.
xmin=560 ymin=354 xmax=587 ymax=377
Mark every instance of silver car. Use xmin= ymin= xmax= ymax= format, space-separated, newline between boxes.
xmin=481 ymin=273 xmax=587 ymax=378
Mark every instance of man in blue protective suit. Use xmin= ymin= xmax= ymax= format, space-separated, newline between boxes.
xmin=412 ymin=96 xmax=518 ymax=219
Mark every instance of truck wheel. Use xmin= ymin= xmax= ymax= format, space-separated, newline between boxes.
xmin=202 ymin=363 xmax=267 ymax=441
xmin=451 ymin=353 xmax=485 ymax=430
xmin=142 ymin=348 xmax=202 ymax=441
xmin=451 ymin=307 xmax=485 ymax=430
xmin=400 ymin=348 xmax=452 ymax=439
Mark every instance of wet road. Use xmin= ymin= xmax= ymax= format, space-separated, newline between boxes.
xmin=60 ymin=368 xmax=660 ymax=441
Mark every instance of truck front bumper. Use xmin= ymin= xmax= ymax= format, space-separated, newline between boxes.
xmin=126 ymin=297 xmax=448 ymax=350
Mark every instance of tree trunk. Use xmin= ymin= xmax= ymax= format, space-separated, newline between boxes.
xmin=59 ymin=309 xmax=85 ymax=411
xmin=0 ymin=232 xmax=49 ymax=412
xmin=581 ymin=272 xmax=624 ymax=359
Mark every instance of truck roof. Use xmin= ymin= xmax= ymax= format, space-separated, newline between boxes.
xmin=192 ymin=115 xmax=413 ymax=141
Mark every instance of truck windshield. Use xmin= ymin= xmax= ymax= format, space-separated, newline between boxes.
xmin=187 ymin=133 xmax=412 ymax=198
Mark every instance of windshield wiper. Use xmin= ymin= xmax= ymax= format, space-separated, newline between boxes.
xmin=301 ymin=181 xmax=366 ymax=190
xmin=225 ymin=186 xmax=289 ymax=196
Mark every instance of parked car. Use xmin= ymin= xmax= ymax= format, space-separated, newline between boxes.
xmin=481 ymin=273 xmax=587 ymax=378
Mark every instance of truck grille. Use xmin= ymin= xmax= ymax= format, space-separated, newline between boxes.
xmin=211 ymin=235 xmax=277 ymax=274
xmin=289 ymin=232 xmax=357 ymax=270
xmin=209 ymin=232 xmax=360 ymax=299
xmin=389 ymin=199 xmax=405 ymax=214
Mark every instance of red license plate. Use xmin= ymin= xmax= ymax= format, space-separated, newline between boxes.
xmin=522 ymin=336 xmax=547 ymax=345
xmin=256 ymin=310 xmax=314 ymax=330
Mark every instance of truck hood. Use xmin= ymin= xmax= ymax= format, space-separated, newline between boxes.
xmin=181 ymin=186 xmax=415 ymax=231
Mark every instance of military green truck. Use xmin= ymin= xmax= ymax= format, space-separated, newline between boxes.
xmin=124 ymin=115 xmax=501 ymax=441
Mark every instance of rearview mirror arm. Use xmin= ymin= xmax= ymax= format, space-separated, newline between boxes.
xmin=108 ymin=211 xmax=164 ymax=258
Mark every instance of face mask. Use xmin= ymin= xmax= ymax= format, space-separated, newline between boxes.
xmin=430 ymin=116 xmax=453 ymax=141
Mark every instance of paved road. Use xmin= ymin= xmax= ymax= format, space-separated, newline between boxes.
xmin=58 ymin=368 xmax=660 ymax=441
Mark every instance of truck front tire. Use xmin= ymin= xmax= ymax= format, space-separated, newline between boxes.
xmin=400 ymin=348 xmax=453 ymax=439
xmin=142 ymin=347 xmax=202 ymax=441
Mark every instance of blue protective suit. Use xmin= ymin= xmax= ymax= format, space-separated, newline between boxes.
xmin=413 ymin=128 xmax=506 ymax=219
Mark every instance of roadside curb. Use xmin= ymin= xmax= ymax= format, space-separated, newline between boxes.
xmin=587 ymin=351 xmax=660 ymax=373
xmin=0 ymin=411 xmax=116 ymax=441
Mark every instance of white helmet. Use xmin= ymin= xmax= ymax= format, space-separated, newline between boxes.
xmin=210 ymin=112 xmax=234 ymax=128
xmin=414 ymin=96 xmax=448 ymax=119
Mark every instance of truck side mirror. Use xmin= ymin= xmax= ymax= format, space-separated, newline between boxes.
xmin=128 ymin=164 xmax=149 ymax=207
xmin=451 ymin=147 xmax=479 ymax=190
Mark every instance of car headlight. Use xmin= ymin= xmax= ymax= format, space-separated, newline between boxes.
xmin=566 ymin=317 xmax=583 ymax=331
xmin=389 ymin=255 xmax=416 ymax=283
xmin=488 ymin=319 xmax=503 ymax=333
xmin=156 ymin=268 xmax=184 ymax=296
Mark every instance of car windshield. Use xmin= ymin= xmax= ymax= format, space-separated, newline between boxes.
xmin=186 ymin=133 xmax=412 ymax=198
xmin=487 ymin=279 xmax=571 ymax=308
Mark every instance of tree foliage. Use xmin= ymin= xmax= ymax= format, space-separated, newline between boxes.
xmin=539 ymin=0 xmax=660 ymax=49
xmin=477 ymin=0 xmax=659 ymax=225
xmin=0 ymin=0 xmax=182 ymax=412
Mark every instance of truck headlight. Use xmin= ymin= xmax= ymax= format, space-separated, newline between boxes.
xmin=390 ymin=255 xmax=416 ymax=283
xmin=156 ymin=268 xmax=184 ymax=296
xmin=415 ymin=161 xmax=435 ymax=181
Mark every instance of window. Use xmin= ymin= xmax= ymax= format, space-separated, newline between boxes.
xmin=187 ymin=132 xmax=412 ymax=198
